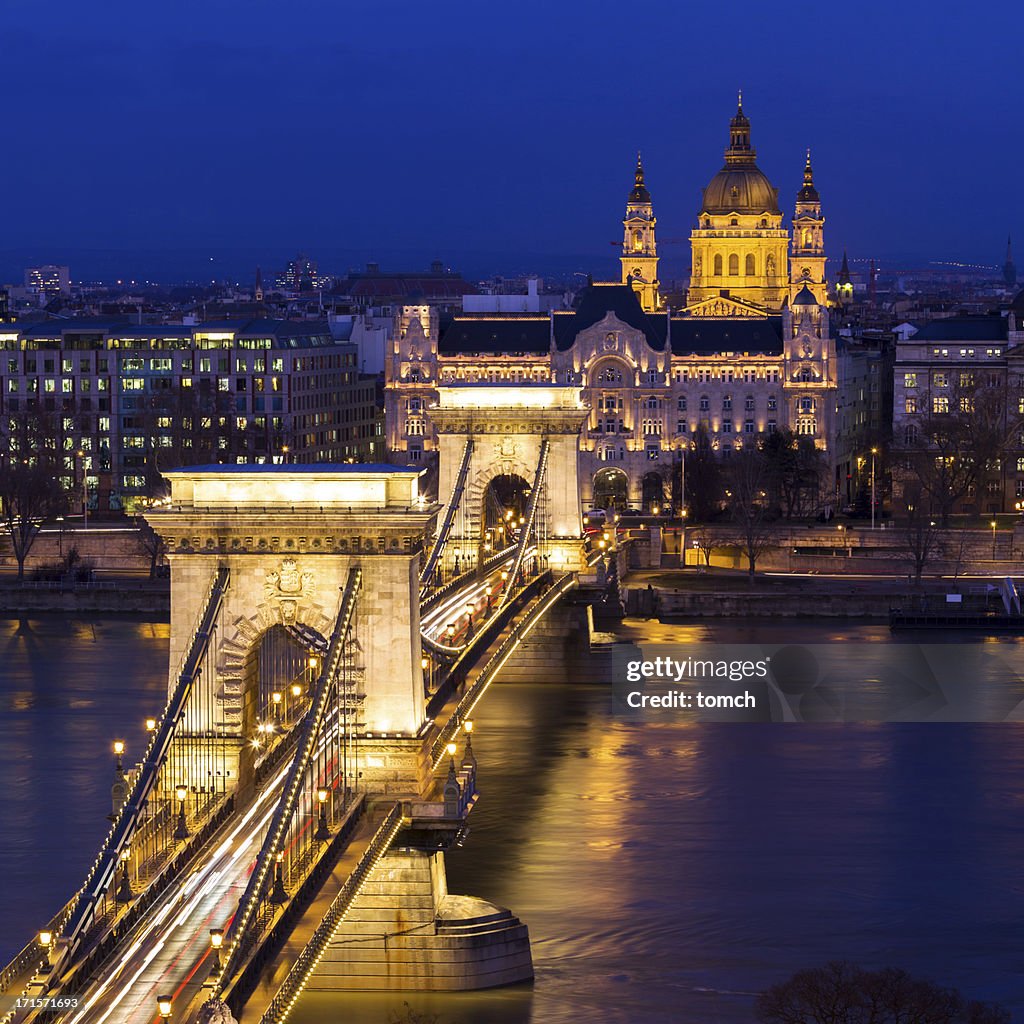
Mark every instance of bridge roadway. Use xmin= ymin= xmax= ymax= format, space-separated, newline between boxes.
xmin=31 ymin=561 xmax=528 ymax=1024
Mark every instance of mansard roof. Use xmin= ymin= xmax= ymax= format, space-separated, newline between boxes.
xmin=554 ymin=283 xmax=666 ymax=351
xmin=439 ymin=313 xmax=552 ymax=354
xmin=668 ymin=317 xmax=783 ymax=356
xmin=909 ymin=316 xmax=1007 ymax=342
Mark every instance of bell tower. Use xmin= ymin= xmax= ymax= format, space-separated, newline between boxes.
xmin=790 ymin=149 xmax=827 ymax=305
xmin=620 ymin=153 xmax=660 ymax=312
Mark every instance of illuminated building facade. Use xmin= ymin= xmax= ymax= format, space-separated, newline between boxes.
xmin=686 ymin=98 xmax=827 ymax=313
xmin=620 ymin=155 xmax=660 ymax=313
xmin=386 ymin=285 xmax=838 ymax=510
xmin=0 ymin=318 xmax=382 ymax=511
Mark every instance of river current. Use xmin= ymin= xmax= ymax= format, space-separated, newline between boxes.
xmin=0 ymin=616 xmax=1021 ymax=1022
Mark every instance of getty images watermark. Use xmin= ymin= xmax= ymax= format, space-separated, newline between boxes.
xmin=611 ymin=644 xmax=1024 ymax=722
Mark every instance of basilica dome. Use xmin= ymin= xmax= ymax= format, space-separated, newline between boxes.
xmin=699 ymin=100 xmax=780 ymax=216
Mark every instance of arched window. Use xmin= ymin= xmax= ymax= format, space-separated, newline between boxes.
xmin=728 ymin=254 xmax=739 ymax=276
xmin=730 ymin=218 xmax=738 ymax=226
xmin=713 ymin=254 xmax=723 ymax=276
xmin=744 ymin=254 xmax=755 ymax=276
xmin=803 ymin=229 xmax=812 ymax=247
xmin=634 ymin=230 xmax=643 ymax=251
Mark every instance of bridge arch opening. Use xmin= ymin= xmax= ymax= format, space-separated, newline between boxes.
xmin=481 ymin=473 xmax=532 ymax=553
xmin=593 ymin=467 xmax=629 ymax=511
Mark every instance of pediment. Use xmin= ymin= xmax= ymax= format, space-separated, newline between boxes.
xmin=680 ymin=296 xmax=769 ymax=319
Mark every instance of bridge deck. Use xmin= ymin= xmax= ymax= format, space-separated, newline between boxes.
xmin=223 ymin=808 xmax=390 ymax=1024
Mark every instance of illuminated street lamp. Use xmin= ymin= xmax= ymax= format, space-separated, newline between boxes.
xmin=870 ymin=447 xmax=879 ymax=530
xmin=315 ymin=788 xmax=331 ymax=841
xmin=484 ymin=585 xmax=493 ymax=617
xmin=174 ymin=784 xmax=189 ymax=840
xmin=464 ymin=602 xmax=475 ymax=639
xmin=157 ymin=994 xmax=172 ymax=1019
xmin=145 ymin=717 xmax=157 ymax=733
xmin=991 ymin=519 xmax=998 ymax=559
xmin=290 ymin=682 xmax=302 ymax=699
xmin=113 ymin=740 xmax=125 ymax=773
xmin=463 ymin=719 xmax=476 ymax=767
xmin=209 ymin=928 xmax=224 ymax=975
xmin=445 ymin=622 xmax=456 ymax=643
xmin=38 ymin=930 xmax=52 ymax=950
xmin=446 ymin=740 xmax=458 ymax=773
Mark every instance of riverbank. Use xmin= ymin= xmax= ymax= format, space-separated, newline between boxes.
xmin=622 ymin=568 xmax=1016 ymax=619
xmin=0 ymin=579 xmax=169 ymax=615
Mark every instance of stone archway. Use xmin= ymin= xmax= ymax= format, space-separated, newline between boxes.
xmin=593 ymin=467 xmax=629 ymax=510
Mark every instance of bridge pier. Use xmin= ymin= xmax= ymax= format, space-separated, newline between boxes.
xmin=305 ymin=847 xmax=533 ymax=992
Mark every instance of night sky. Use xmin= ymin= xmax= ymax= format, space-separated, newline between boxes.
xmin=1 ymin=0 xmax=1020 ymax=281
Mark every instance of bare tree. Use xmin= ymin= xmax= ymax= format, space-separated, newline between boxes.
xmin=727 ymin=446 xmax=775 ymax=579
xmin=691 ymin=526 xmax=716 ymax=572
xmin=760 ymin=428 xmax=824 ymax=519
xmin=136 ymin=516 xmax=168 ymax=579
xmin=0 ymin=461 xmax=68 ymax=580
xmin=757 ymin=961 xmax=1009 ymax=1024
xmin=685 ymin=426 xmax=725 ymax=522
xmin=900 ymin=374 xmax=1019 ymax=525
xmin=901 ymin=484 xmax=943 ymax=583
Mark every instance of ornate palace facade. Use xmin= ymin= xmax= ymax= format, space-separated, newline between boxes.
xmin=386 ymin=100 xmax=839 ymax=511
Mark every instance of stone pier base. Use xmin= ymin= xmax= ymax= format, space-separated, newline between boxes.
xmin=306 ymin=848 xmax=533 ymax=991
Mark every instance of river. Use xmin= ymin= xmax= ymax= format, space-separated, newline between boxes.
xmin=1 ymin=617 xmax=1021 ymax=1022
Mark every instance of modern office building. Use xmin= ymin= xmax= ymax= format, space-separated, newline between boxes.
xmin=0 ymin=317 xmax=382 ymax=512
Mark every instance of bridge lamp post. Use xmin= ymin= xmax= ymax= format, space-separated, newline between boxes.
xmin=290 ymin=682 xmax=303 ymax=718
xmin=500 ymin=569 xmax=509 ymax=593
xmin=463 ymin=720 xmax=476 ymax=769
xmin=484 ymin=586 xmax=492 ymax=618
xmin=446 ymin=741 xmax=458 ymax=773
xmin=446 ymin=623 xmax=456 ymax=643
xmin=421 ymin=655 xmax=431 ymax=691
xmin=315 ymin=788 xmax=331 ymax=841
xmin=145 ymin=717 xmax=157 ymax=733
xmin=454 ymin=548 xmax=462 ymax=576
xmin=272 ymin=690 xmax=283 ymax=725
xmin=116 ymin=846 xmax=133 ymax=902
xmin=174 ymin=784 xmax=190 ymax=840
xmin=157 ymin=994 xmax=172 ymax=1019
xmin=270 ymin=850 xmax=289 ymax=904
xmin=209 ymin=928 xmax=224 ymax=975
xmin=464 ymin=603 xmax=475 ymax=639
xmin=113 ymin=740 xmax=125 ymax=774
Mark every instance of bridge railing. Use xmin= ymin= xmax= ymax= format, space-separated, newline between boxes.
xmin=217 ymin=567 xmax=362 ymax=993
xmin=54 ymin=564 xmax=231 ymax=973
xmin=420 ymin=542 xmax=516 ymax=615
xmin=430 ymin=570 xmax=578 ymax=770
xmin=498 ymin=438 xmax=550 ymax=610
xmin=256 ymin=803 xmax=405 ymax=1024
xmin=419 ymin=437 xmax=474 ymax=594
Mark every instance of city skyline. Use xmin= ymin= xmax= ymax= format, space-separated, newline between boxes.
xmin=1 ymin=0 xmax=1020 ymax=279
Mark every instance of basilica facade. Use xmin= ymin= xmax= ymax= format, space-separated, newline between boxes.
xmin=385 ymin=100 xmax=840 ymax=512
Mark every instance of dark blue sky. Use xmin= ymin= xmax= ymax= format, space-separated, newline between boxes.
xmin=1 ymin=0 xmax=1020 ymax=282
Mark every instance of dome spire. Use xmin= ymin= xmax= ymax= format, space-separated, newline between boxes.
xmin=726 ymin=93 xmax=753 ymax=164
xmin=797 ymin=146 xmax=819 ymax=203
xmin=629 ymin=151 xmax=651 ymax=203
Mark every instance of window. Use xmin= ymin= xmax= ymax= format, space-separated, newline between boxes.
xmin=646 ymin=444 xmax=660 ymax=461
xmin=799 ymin=397 xmax=814 ymax=413
xmin=744 ymin=419 xmax=755 ymax=433
xmin=641 ymin=418 xmax=661 ymax=435
xmin=959 ymin=372 xmax=975 ymax=389
xmin=408 ymin=398 xmax=423 ymax=412
xmin=728 ymin=254 xmax=739 ymax=276
xmin=933 ymin=373 xmax=948 ymax=388
xmin=905 ymin=396 xmax=917 ymax=414
xmin=744 ymin=254 xmax=755 ymax=276
xmin=1017 ymin=457 xmax=1024 ymax=473
xmin=932 ymin=396 xmax=949 ymax=413
xmin=960 ymin=397 xmax=973 ymax=413
xmin=121 ymin=378 xmax=144 ymax=391
xmin=722 ymin=394 xmax=732 ymax=410
xmin=713 ymin=254 xmax=723 ymax=276
xmin=676 ymin=419 xmax=689 ymax=434
xmin=645 ymin=396 xmax=659 ymax=409
xmin=699 ymin=395 xmax=709 ymax=411
xmin=677 ymin=396 xmax=687 ymax=411
xmin=409 ymin=445 xmax=422 ymax=462
xmin=407 ymin=417 xmax=424 ymax=436
xmin=904 ymin=373 xmax=918 ymax=389
xmin=767 ymin=394 xmax=777 ymax=412
xmin=744 ymin=395 xmax=755 ymax=411
xmin=722 ymin=420 xmax=733 ymax=434
xmin=904 ymin=425 xmax=918 ymax=444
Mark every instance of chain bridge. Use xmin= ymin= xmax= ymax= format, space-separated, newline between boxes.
xmin=0 ymin=386 xmax=598 ymax=1024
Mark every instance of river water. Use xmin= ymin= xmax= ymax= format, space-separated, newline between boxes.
xmin=1 ymin=617 xmax=1021 ymax=1022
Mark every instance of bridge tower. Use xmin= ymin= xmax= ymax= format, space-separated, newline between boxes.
xmin=148 ymin=465 xmax=438 ymax=793
xmin=427 ymin=385 xmax=590 ymax=575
